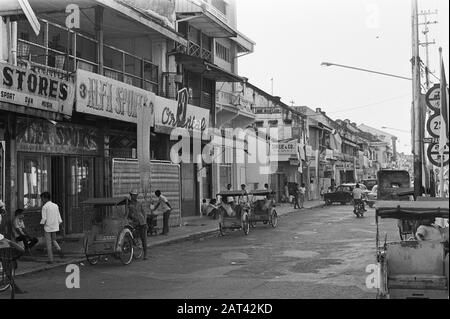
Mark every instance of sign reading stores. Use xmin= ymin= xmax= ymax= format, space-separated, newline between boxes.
xmin=0 ymin=62 xmax=74 ymax=115
xmin=76 ymin=69 xmax=154 ymax=124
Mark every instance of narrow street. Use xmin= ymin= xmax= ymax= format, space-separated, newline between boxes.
xmin=9 ymin=205 xmax=395 ymax=299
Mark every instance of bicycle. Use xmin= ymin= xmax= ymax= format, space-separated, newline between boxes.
xmin=0 ymin=244 xmax=17 ymax=299
xmin=125 ymin=223 xmax=144 ymax=260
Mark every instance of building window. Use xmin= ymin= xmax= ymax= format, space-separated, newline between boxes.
xmin=215 ymin=42 xmax=231 ymax=63
xmin=212 ymin=0 xmax=227 ymax=15
xmin=19 ymin=154 xmax=49 ymax=210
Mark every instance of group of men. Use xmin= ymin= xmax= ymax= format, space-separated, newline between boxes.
xmin=0 ymin=189 xmax=172 ymax=264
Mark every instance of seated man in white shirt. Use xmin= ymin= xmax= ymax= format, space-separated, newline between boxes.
xmin=415 ymin=218 xmax=446 ymax=242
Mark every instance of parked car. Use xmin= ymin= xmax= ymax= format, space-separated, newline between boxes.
xmin=366 ymin=185 xmax=378 ymax=208
xmin=361 ymin=179 xmax=377 ymax=191
xmin=324 ymin=183 xmax=369 ymax=206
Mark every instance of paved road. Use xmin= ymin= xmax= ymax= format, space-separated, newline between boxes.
xmin=6 ymin=204 xmax=395 ymax=299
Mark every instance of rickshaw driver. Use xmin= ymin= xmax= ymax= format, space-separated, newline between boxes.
xmin=128 ymin=190 xmax=148 ymax=260
xmin=352 ymin=184 xmax=366 ymax=214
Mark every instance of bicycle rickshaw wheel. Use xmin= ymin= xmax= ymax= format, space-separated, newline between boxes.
xmin=119 ymin=233 xmax=134 ymax=265
xmin=86 ymin=255 xmax=100 ymax=265
xmin=0 ymin=262 xmax=11 ymax=292
xmin=270 ymin=210 xmax=278 ymax=228
xmin=243 ymin=214 xmax=250 ymax=235
xmin=219 ymin=222 xmax=225 ymax=236
xmin=133 ymin=237 xmax=144 ymax=260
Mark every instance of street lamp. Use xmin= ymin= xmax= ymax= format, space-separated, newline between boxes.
xmin=320 ymin=62 xmax=413 ymax=81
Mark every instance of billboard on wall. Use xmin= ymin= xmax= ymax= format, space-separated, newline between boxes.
xmin=153 ymin=88 xmax=210 ymax=134
xmin=76 ymin=69 xmax=155 ymax=125
xmin=0 ymin=62 xmax=74 ymax=115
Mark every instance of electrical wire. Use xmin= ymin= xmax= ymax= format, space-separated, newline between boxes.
xmin=306 ymin=93 xmax=411 ymax=116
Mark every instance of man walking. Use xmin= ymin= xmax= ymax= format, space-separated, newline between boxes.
xmin=128 ymin=190 xmax=148 ymax=260
xmin=40 ymin=192 xmax=63 ymax=264
xmin=154 ymin=190 xmax=172 ymax=235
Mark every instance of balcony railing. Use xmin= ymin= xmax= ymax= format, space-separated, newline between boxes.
xmin=176 ymin=41 xmax=212 ymax=62
xmin=16 ymin=19 xmax=159 ymax=93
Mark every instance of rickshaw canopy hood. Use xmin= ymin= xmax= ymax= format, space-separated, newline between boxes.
xmin=249 ymin=190 xmax=275 ymax=196
xmin=376 ymin=201 xmax=449 ymax=220
xmin=82 ymin=197 xmax=130 ymax=206
xmin=217 ymin=190 xmax=247 ymax=197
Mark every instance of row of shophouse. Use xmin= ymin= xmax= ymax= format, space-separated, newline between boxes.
xmin=0 ymin=0 xmax=398 ymax=239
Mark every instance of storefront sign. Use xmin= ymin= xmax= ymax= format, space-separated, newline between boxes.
xmin=16 ymin=117 xmax=98 ymax=154
xmin=0 ymin=62 xmax=74 ymax=116
xmin=270 ymin=142 xmax=298 ymax=156
xmin=76 ymin=69 xmax=155 ymax=124
xmin=154 ymin=89 xmax=210 ymax=133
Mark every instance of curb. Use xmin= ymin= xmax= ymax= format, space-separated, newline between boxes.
xmin=15 ymin=227 xmax=220 ymax=278
xmin=15 ymin=204 xmax=324 ymax=277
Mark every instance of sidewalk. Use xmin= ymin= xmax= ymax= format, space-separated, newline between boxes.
xmin=15 ymin=200 xmax=324 ymax=277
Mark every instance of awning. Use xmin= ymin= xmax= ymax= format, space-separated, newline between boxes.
xmin=176 ymin=8 xmax=236 ymax=38
xmin=204 ymin=62 xmax=244 ymax=82
xmin=171 ymin=53 xmax=243 ymax=82
xmin=232 ymin=31 xmax=255 ymax=54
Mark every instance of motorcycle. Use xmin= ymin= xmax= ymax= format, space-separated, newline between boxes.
xmin=353 ymin=196 xmax=367 ymax=218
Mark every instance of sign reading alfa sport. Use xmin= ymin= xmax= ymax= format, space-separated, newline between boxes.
xmin=76 ymin=69 xmax=155 ymax=124
xmin=0 ymin=62 xmax=74 ymax=115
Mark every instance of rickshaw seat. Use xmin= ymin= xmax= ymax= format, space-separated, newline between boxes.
xmin=386 ymin=241 xmax=445 ymax=276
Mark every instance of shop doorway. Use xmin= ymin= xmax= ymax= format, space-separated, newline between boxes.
xmin=50 ymin=156 xmax=65 ymax=233
xmin=181 ymin=163 xmax=198 ymax=217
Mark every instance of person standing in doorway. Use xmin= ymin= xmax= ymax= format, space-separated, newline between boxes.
xmin=284 ymin=182 xmax=290 ymax=203
xmin=40 ymin=192 xmax=64 ymax=264
xmin=128 ymin=190 xmax=148 ymax=260
xmin=154 ymin=190 xmax=172 ymax=235
xmin=299 ymin=183 xmax=306 ymax=209
xmin=293 ymin=183 xmax=300 ymax=209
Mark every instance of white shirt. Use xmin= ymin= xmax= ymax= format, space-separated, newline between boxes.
xmin=416 ymin=225 xmax=443 ymax=242
xmin=40 ymin=201 xmax=63 ymax=233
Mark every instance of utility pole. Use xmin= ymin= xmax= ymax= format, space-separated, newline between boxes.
xmin=270 ymin=78 xmax=273 ymax=96
xmin=419 ymin=9 xmax=438 ymax=197
xmin=419 ymin=10 xmax=438 ymax=91
xmin=412 ymin=0 xmax=423 ymax=198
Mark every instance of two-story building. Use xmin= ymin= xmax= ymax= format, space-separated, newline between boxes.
xmin=0 ymin=0 xmax=229 ymax=237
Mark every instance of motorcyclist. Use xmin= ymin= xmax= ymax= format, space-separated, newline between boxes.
xmin=352 ymin=184 xmax=366 ymax=216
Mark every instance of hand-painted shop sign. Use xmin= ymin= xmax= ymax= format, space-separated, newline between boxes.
xmin=270 ymin=142 xmax=298 ymax=155
xmin=0 ymin=62 xmax=74 ymax=115
xmin=76 ymin=69 xmax=155 ymax=124
xmin=16 ymin=117 xmax=98 ymax=154
xmin=154 ymin=88 xmax=210 ymax=133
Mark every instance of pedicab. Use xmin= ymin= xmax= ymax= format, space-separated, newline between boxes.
xmin=248 ymin=189 xmax=278 ymax=228
xmin=375 ymin=200 xmax=449 ymax=299
xmin=216 ymin=191 xmax=251 ymax=236
xmin=82 ymin=197 xmax=144 ymax=266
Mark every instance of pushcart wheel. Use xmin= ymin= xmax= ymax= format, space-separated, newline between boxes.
xmin=325 ymin=199 xmax=332 ymax=206
xmin=243 ymin=215 xmax=250 ymax=235
xmin=119 ymin=233 xmax=134 ymax=265
xmin=133 ymin=237 xmax=144 ymax=260
xmin=270 ymin=210 xmax=278 ymax=228
xmin=86 ymin=255 xmax=100 ymax=265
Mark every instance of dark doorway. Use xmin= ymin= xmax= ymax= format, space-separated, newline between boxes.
xmin=181 ymin=163 xmax=198 ymax=216
xmin=50 ymin=156 xmax=65 ymax=234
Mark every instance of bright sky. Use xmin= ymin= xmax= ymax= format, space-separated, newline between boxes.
xmin=236 ymin=0 xmax=449 ymax=154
